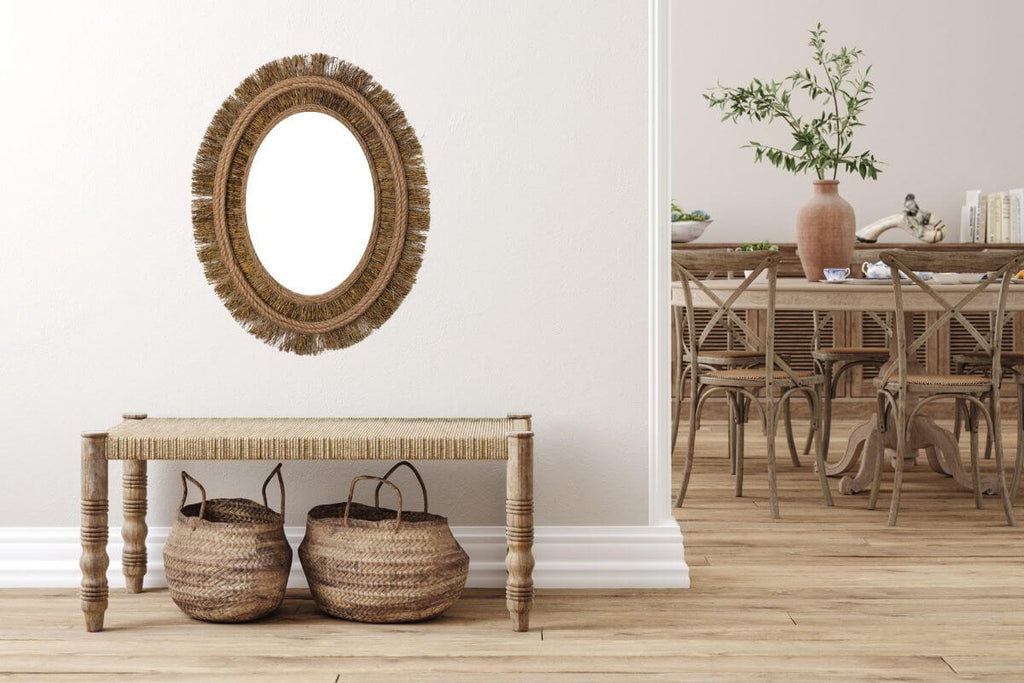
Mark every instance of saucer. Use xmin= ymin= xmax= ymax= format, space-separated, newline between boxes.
xmin=818 ymin=278 xmax=916 ymax=286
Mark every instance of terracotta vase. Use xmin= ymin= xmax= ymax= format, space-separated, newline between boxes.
xmin=795 ymin=180 xmax=856 ymax=282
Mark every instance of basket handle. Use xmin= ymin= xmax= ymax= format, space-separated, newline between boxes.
xmin=374 ymin=461 xmax=428 ymax=513
xmin=179 ymin=471 xmax=207 ymax=521
xmin=344 ymin=476 xmax=403 ymax=531
xmin=260 ymin=463 xmax=285 ymax=517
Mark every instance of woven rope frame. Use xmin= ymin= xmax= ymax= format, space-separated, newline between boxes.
xmin=192 ymin=54 xmax=430 ymax=354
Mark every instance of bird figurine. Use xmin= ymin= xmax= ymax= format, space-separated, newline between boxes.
xmin=903 ymin=193 xmax=932 ymax=228
xmin=903 ymin=193 xmax=920 ymax=216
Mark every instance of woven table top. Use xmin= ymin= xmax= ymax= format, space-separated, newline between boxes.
xmin=101 ymin=417 xmax=527 ymax=461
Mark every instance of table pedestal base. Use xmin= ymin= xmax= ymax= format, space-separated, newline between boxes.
xmin=827 ymin=415 xmax=999 ymax=496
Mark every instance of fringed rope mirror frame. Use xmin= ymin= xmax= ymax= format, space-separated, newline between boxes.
xmin=192 ymin=54 xmax=429 ymax=355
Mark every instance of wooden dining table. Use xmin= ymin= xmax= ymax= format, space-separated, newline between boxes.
xmin=672 ymin=278 xmax=1024 ymax=496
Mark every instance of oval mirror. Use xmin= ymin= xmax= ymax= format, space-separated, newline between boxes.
xmin=191 ymin=54 xmax=430 ymax=355
xmin=245 ymin=111 xmax=376 ymax=296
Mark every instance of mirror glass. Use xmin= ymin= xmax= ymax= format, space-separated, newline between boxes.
xmin=246 ymin=111 xmax=375 ymax=296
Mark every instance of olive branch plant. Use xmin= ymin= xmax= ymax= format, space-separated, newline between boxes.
xmin=705 ymin=23 xmax=882 ymax=181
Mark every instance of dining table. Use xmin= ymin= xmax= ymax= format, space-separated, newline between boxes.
xmin=671 ymin=278 xmax=1024 ymax=496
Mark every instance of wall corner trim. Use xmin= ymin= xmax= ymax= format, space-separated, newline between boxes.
xmin=0 ymin=525 xmax=689 ymax=590
xmin=647 ymin=0 xmax=674 ymax=527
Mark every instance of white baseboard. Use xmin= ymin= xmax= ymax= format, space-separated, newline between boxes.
xmin=0 ymin=524 xmax=688 ymax=589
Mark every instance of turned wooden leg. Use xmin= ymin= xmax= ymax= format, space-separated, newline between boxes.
xmin=506 ymin=415 xmax=534 ymax=633
xmin=80 ymin=432 xmax=109 ymax=632
xmin=119 ymin=413 xmax=148 ymax=593
xmin=122 ymin=460 xmax=148 ymax=593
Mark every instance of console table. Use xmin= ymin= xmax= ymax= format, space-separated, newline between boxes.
xmin=80 ymin=413 xmax=535 ymax=632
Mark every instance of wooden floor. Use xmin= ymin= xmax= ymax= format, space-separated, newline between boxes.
xmin=3 ymin=419 xmax=1024 ymax=681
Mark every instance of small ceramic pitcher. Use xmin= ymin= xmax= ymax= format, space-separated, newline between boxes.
xmin=861 ymin=261 xmax=891 ymax=279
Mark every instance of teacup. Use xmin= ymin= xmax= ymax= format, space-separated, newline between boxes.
xmin=861 ymin=261 xmax=891 ymax=279
xmin=823 ymin=268 xmax=850 ymax=282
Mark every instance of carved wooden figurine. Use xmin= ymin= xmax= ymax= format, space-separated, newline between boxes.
xmin=856 ymin=193 xmax=945 ymax=243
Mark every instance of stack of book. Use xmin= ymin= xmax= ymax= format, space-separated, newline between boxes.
xmin=960 ymin=189 xmax=1024 ymax=243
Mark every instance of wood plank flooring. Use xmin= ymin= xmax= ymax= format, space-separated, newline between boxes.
xmin=2 ymin=419 xmax=1023 ymax=680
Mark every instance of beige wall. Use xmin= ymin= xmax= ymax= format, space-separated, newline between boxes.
xmin=674 ymin=0 xmax=1024 ymax=244
xmin=0 ymin=1 xmax=650 ymax=529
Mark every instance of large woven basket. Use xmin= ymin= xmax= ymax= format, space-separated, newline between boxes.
xmin=163 ymin=464 xmax=292 ymax=623
xmin=299 ymin=461 xmax=469 ymax=623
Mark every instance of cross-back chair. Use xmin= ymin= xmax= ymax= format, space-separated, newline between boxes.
xmin=671 ymin=259 xmax=805 ymax=476
xmin=950 ymin=311 xmax=1024 ymax=460
xmin=673 ymin=249 xmax=833 ymax=519
xmin=869 ymin=250 xmax=1023 ymax=526
xmin=797 ymin=310 xmax=892 ymax=462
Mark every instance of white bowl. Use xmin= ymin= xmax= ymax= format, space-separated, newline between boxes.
xmin=958 ymin=273 xmax=986 ymax=283
xmin=671 ymin=220 xmax=711 ymax=243
xmin=933 ymin=272 xmax=960 ymax=285
xmin=743 ymin=269 xmax=769 ymax=282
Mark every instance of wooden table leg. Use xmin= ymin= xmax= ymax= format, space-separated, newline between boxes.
xmin=506 ymin=414 xmax=534 ymax=632
xmin=836 ymin=311 xmax=997 ymax=495
xmin=80 ymin=432 xmax=109 ymax=632
xmin=838 ymin=414 xmax=999 ymax=496
xmin=122 ymin=461 xmax=147 ymax=593
xmin=826 ymin=418 xmax=873 ymax=478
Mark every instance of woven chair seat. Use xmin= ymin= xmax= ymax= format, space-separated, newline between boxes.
xmin=683 ymin=349 xmax=764 ymax=366
xmin=953 ymin=350 xmax=1024 ymax=362
xmin=700 ymin=369 xmax=822 ymax=388
xmin=813 ymin=347 xmax=890 ymax=361
xmin=880 ymin=374 xmax=991 ymax=393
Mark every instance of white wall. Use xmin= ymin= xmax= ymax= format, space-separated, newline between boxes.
xmin=674 ymin=0 xmax=1024 ymax=244
xmin=0 ymin=0 xmax=651 ymax=531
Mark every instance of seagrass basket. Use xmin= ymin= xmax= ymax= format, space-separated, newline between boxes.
xmin=299 ymin=461 xmax=469 ymax=623
xmin=163 ymin=463 xmax=292 ymax=623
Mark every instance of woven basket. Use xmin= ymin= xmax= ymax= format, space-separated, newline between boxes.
xmin=163 ymin=464 xmax=292 ymax=623
xmin=299 ymin=461 xmax=469 ymax=623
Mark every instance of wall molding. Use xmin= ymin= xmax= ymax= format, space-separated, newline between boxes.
xmin=0 ymin=524 xmax=689 ymax=590
xmin=647 ymin=0 xmax=674 ymax=528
